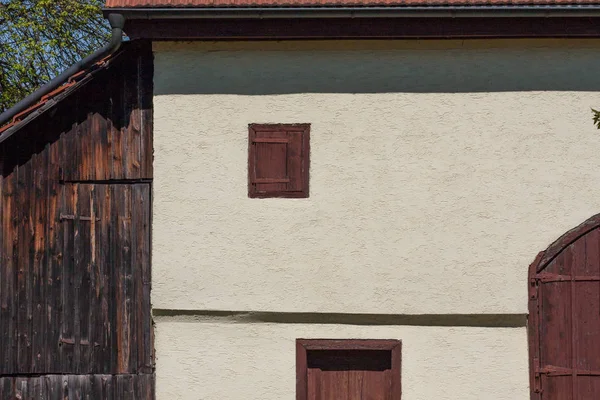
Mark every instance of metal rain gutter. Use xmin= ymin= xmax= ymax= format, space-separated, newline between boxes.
xmin=0 ymin=13 xmax=126 ymax=129
xmin=103 ymin=5 xmax=600 ymax=19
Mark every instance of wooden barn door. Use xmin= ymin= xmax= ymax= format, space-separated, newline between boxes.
xmin=529 ymin=216 xmax=600 ymax=399
xmin=56 ymin=183 xmax=153 ymax=375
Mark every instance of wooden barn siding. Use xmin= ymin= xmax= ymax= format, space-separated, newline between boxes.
xmin=0 ymin=374 xmax=154 ymax=399
xmin=0 ymin=41 xmax=154 ymax=398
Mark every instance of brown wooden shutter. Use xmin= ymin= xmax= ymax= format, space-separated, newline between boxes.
xmin=529 ymin=215 xmax=600 ymax=400
xmin=248 ymin=124 xmax=309 ymax=198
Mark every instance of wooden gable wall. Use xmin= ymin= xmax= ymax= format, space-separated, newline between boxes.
xmin=0 ymin=41 xmax=154 ymax=399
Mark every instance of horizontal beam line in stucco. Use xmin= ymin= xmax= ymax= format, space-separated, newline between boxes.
xmin=152 ymin=310 xmax=527 ymax=327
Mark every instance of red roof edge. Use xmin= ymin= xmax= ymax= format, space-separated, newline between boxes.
xmin=104 ymin=0 xmax=600 ymax=8
xmin=0 ymin=54 xmax=120 ymax=138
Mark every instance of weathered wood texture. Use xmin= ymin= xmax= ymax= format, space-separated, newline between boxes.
xmin=0 ymin=41 xmax=154 ymax=397
xmin=0 ymin=373 xmax=154 ymax=399
xmin=529 ymin=214 xmax=600 ymax=400
xmin=0 ymin=41 xmax=153 ymax=182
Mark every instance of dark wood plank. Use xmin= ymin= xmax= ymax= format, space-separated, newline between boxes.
xmin=88 ymin=184 xmax=102 ymax=373
xmin=60 ymin=183 xmax=76 ymax=371
xmin=16 ymin=161 xmax=32 ymax=372
xmin=92 ymin=104 xmax=108 ymax=181
xmin=104 ymin=73 xmax=117 ymax=181
xmin=75 ymin=183 xmax=92 ymax=373
xmin=96 ymin=184 xmax=112 ymax=373
xmin=31 ymin=148 xmax=48 ymax=373
xmin=0 ymin=173 xmax=15 ymax=374
xmin=44 ymin=375 xmax=61 ymax=400
xmin=29 ymin=376 xmax=43 ymax=399
xmin=68 ymin=116 xmax=81 ymax=182
xmin=134 ymin=372 xmax=154 ymax=400
xmin=118 ymin=374 xmax=135 ymax=399
xmin=0 ymin=377 xmax=14 ymax=399
xmin=132 ymin=184 xmax=142 ymax=373
xmin=78 ymin=110 xmax=92 ymax=182
xmin=25 ymin=156 xmax=36 ymax=374
xmin=123 ymin=57 xmax=139 ymax=180
xmin=7 ymin=170 xmax=18 ymax=375
xmin=0 ymin=170 xmax=3 ymax=374
xmin=92 ymin=374 xmax=106 ymax=400
xmin=116 ymin=184 xmax=133 ymax=373
xmin=15 ymin=376 xmax=28 ymax=399
xmin=134 ymin=184 xmax=153 ymax=372
xmin=110 ymin=74 xmax=124 ymax=180
xmin=46 ymin=139 xmax=61 ymax=373
xmin=107 ymin=184 xmax=119 ymax=373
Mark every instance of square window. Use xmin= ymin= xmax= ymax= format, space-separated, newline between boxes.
xmin=248 ymin=124 xmax=310 ymax=198
xmin=296 ymin=339 xmax=402 ymax=400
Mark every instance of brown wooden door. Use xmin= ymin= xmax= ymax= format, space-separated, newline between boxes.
xmin=308 ymin=368 xmax=392 ymax=400
xmin=55 ymin=183 xmax=153 ymax=375
xmin=300 ymin=344 xmax=400 ymax=400
xmin=529 ymin=216 xmax=600 ymax=399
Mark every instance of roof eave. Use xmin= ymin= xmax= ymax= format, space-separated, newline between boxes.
xmin=103 ymin=5 xmax=600 ymax=19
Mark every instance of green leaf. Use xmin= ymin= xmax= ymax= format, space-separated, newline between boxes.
xmin=592 ymin=108 xmax=600 ymax=130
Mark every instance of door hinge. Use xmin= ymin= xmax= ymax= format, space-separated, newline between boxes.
xmin=533 ymin=359 xmax=543 ymax=394
xmin=529 ymin=278 xmax=538 ymax=300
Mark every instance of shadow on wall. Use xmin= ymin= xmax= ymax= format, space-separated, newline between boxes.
xmin=154 ymin=45 xmax=600 ymax=95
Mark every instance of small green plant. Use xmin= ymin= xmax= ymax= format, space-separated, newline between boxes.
xmin=593 ymin=108 xmax=600 ymax=129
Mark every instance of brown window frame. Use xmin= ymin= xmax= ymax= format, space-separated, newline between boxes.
xmin=248 ymin=123 xmax=310 ymax=199
xmin=296 ymin=339 xmax=402 ymax=400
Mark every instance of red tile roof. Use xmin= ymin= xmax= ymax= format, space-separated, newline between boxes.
xmin=105 ymin=0 xmax=600 ymax=7
xmin=0 ymin=52 xmax=120 ymax=138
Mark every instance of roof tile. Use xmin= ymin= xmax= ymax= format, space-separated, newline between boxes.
xmin=0 ymin=56 xmax=116 ymax=136
xmin=105 ymin=0 xmax=600 ymax=7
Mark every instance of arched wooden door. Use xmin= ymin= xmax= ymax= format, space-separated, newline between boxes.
xmin=529 ymin=214 xmax=600 ymax=399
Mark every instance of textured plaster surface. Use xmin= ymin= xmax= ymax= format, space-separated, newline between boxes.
xmin=154 ymin=318 xmax=529 ymax=400
xmin=153 ymin=40 xmax=600 ymax=314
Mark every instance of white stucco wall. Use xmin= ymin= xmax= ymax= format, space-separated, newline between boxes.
xmin=154 ymin=317 xmax=528 ymax=400
xmin=152 ymin=40 xmax=600 ymax=315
